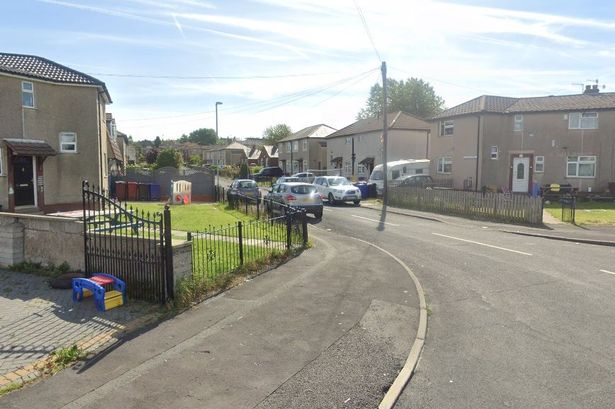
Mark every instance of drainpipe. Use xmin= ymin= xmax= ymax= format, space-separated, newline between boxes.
xmin=96 ymin=93 xmax=103 ymax=189
xmin=475 ymin=115 xmax=481 ymax=191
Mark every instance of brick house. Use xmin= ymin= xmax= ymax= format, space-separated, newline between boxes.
xmin=277 ymin=124 xmax=335 ymax=175
xmin=429 ymin=87 xmax=615 ymax=193
xmin=0 ymin=53 xmax=112 ymax=213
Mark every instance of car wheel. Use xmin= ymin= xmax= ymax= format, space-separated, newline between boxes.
xmin=353 ymin=200 xmax=360 ymax=206
xmin=328 ymin=193 xmax=336 ymax=205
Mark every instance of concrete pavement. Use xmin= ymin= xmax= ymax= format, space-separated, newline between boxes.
xmin=2 ymin=228 xmax=419 ymax=409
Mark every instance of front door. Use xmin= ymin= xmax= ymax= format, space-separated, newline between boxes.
xmin=512 ymin=157 xmax=530 ymax=193
xmin=13 ymin=155 xmax=35 ymax=206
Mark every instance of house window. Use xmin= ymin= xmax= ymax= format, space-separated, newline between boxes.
xmin=22 ymin=81 xmax=34 ymax=108
xmin=437 ymin=156 xmax=452 ymax=174
xmin=60 ymin=132 xmax=77 ymax=153
xmin=292 ymin=160 xmax=299 ymax=173
xmin=490 ymin=146 xmax=498 ymax=160
xmin=440 ymin=120 xmax=454 ymax=136
xmin=302 ymin=140 xmax=308 ymax=151
xmin=357 ymin=164 xmax=366 ymax=174
xmin=567 ymin=155 xmax=596 ymax=178
xmin=287 ymin=142 xmax=292 ymax=153
xmin=0 ymin=146 xmax=4 ymax=176
xmin=534 ymin=156 xmax=544 ymax=173
xmin=569 ymin=112 xmax=598 ymax=129
xmin=344 ymin=161 xmax=351 ymax=174
xmin=345 ymin=137 xmax=352 ymax=144
xmin=293 ymin=141 xmax=299 ymax=152
xmin=513 ymin=114 xmax=523 ymax=131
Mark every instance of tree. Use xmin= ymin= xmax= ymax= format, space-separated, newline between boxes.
xmin=179 ymin=128 xmax=217 ymax=145
xmin=239 ymin=163 xmax=249 ymax=179
xmin=154 ymin=148 xmax=183 ymax=169
xmin=356 ymin=78 xmax=444 ymax=120
xmin=144 ymin=148 xmax=159 ymax=165
xmin=263 ymin=124 xmax=292 ymax=144
xmin=154 ymin=136 xmax=162 ymax=148
xmin=188 ymin=154 xmax=202 ymax=166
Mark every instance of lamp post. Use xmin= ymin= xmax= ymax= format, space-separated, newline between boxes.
xmin=215 ymin=101 xmax=222 ymax=187
xmin=215 ymin=101 xmax=223 ymax=139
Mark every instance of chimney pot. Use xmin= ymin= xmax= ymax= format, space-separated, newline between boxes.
xmin=584 ymin=85 xmax=592 ymax=94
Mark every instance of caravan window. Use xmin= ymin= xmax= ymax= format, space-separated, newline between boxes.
xmin=415 ymin=168 xmax=423 ymax=174
xmin=392 ymin=170 xmax=401 ymax=179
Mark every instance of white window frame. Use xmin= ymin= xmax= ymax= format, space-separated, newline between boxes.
xmin=568 ymin=112 xmax=598 ymax=130
xmin=534 ymin=156 xmax=544 ymax=173
xmin=345 ymin=137 xmax=352 ymax=144
xmin=22 ymin=81 xmax=35 ymax=108
xmin=357 ymin=164 xmax=366 ymax=174
xmin=0 ymin=146 xmax=4 ymax=176
xmin=566 ymin=155 xmax=596 ymax=178
xmin=286 ymin=142 xmax=292 ymax=153
xmin=513 ymin=114 xmax=523 ymax=131
xmin=344 ymin=161 xmax=351 ymax=174
xmin=302 ymin=140 xmax=308 ymax=152
xmin=292 ymin=141 xmax=299 ymax=152
xmin=490 ymin=146 xmax=498 ymax=160
xmin=59 ymin=132 xmax=78 ymax=153
xmin=437 ymin=156 xmax=452 ymax=174
xmin=440 ymin=120 xmax=454 ymax=136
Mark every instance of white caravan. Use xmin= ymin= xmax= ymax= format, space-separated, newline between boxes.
xmin=368 ymin=159 xmax=430 ymax=194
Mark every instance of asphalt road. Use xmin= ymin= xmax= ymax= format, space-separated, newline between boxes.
xmin=315 ymin=203 xmax=615 ymax=409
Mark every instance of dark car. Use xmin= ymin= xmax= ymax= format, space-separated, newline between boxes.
xmin=253 ymin=166 xmax=284 ymax=181
xmin=227 ymin=179 xmax=261 ymax=204
xmin=399 ymin=175 xmax=434 ymax=188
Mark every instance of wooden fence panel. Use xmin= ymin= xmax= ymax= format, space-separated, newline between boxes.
xmin=390 ymin=187 xmax=543 ymax=225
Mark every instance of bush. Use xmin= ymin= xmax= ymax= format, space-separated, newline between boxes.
xmin=239 ymin=163 xmax=249 ymax=179
xmin=251 ymin=165 xmax=263 ymax=175
xmin=154 ymin=148 xmax=183 ymax=169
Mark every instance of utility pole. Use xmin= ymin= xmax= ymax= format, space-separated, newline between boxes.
xmin=382 ymin=61 xmax=388 ymax=206
xmin=351 ymin=137 xmax=356 ymax=181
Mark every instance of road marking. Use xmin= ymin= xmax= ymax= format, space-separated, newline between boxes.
xmin=432 ymin=233 xmax=533 ymax=256
xmin=600 ymin=269 xmax=615 ymax=275
xmin=351 ymin=215 xmax=400 ymax=226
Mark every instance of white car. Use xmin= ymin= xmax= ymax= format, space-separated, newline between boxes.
xmin=313 ymin=176 xmax=361 ymax=205
xmin=292 ymin=172 xmax=316 ymax=183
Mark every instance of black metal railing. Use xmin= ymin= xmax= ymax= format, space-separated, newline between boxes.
xmin=189 ymin=200 xmax=307 ymax=280
xmin=213 ymin=185 xmax=226 ymax=203
xmin=82 ymin=181 xmax=173 ymax=303
xmin=560 ymin=194 xmax=576 ymax=224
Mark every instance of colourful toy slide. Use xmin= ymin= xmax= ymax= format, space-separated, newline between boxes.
xmin=72 ymin=273 xmax=126 ymax=312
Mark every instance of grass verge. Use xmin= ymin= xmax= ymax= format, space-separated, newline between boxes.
xmin=544 ymin=200 xmax=615 ymax=225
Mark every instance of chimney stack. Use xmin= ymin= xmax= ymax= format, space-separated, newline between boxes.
xmin=592 ymin=84 xmax=600 ymax=93
xmin=584 ymin=85 xmax=592 ymax=94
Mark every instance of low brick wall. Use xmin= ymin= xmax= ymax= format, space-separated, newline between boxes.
xmin=0 ymin=213 xmax=84 ymax=270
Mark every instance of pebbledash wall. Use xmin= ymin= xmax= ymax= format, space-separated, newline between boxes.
xmin=0 ymin=212 xmax=191 ymax=295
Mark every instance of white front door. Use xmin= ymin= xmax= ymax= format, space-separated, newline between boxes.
xmin=512 ymin=157 xmax=530 ymax=192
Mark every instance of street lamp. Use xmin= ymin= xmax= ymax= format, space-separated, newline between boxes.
xmin=215 ymin=101 xmax=223 ymax=139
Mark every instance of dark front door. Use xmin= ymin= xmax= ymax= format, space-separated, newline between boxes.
xmin=13 ymin=155 xmax=35 ymax=206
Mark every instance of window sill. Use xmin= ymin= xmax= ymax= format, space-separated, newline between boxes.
xmin=22 ymin=106 xmax=37 ymax=110
xmin=566 ymin=176 xmax=596 ymax=179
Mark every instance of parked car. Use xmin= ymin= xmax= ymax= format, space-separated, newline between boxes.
xmin=292 ymin=172 xmax=316 ymax=183
xmin=253 ymin=166 xmax=284 ymax=181
xmin=398 ymin=175 xmax=434 ymax=188
xmin=275 ymin=176 xmax=300 ymax=184
xmin=264 ymin=182 xmax=323 ymax=218
xmin=313 ymin=176 xmax=362 ymax=205
xmin=227 ymin=179 xmax=261 ymax=204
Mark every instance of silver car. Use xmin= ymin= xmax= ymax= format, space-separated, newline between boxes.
xmin=292 ymin=172 xmax=316 ymax=183
xmin=264 ymin=182 xmax=323 ymax=218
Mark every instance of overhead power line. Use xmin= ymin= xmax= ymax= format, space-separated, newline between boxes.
xmin=353 ymin=0 xmax=382 ymax=63
xmin=86 ymin=71 xmax=344 ymax=80
xmin=122 ymin=67 xmax=379 ymax=127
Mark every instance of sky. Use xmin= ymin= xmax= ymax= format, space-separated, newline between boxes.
xmin=2 ymin=0 xmax=615 ymax=141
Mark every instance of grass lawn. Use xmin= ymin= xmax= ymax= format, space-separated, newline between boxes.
xmin=126 ymin=202 xmax=253 ymax=231
xmin=544 ymin=200 xmax=615 ymax=224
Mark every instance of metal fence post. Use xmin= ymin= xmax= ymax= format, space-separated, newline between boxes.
xmin=286 ymin=212 xmax=292 ymax=250
xmin=301 ymin=210 xmax=308 ymax=246
xmin=256 ymin=198 xmax=260 ymax=219
xmin=238 ymin=221 xmax=244 ymax=265
xmin=163 ymin=205 xmax=174 ymax=299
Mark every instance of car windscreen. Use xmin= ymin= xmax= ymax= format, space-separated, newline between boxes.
xmin=370 ymin=170 xmax=383 ymax=180
xmin=238 ymin=181 xmax=257 ymax=188
xmin=290 ymin=185 xmax=317 ymax=194
xmin=329 ymin=177 xmax=351 ymax=186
